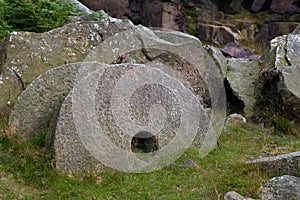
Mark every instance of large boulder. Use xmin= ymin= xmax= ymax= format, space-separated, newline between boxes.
xmin=260 ymin=175 xmax=300 ymax=200
xmin=0 ymin=18 xmax=134 ymax=115
xmin=255 ymin=29 xmax=300 ymax=121
xmin=226 ymin=58 xmax=261 ymax=117
xmin=204 ymin=44 xmax=261 ymax=117
xmin=54 ymin=63 xmax=210 ymax=173
xmin=9 ymin=24 xmax=226 ymax=173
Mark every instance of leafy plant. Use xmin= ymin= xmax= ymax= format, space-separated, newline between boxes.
xmin=0 ymin=0 xmax=80 ymax=41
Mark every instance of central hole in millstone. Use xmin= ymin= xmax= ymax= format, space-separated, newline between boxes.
xmin=131 ymin=131 xmax=158 ymax=153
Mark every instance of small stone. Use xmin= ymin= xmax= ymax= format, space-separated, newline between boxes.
xmin=225 ymin=114 xmax=246 ymax=126
xmin=224 ymin=191 xmax=245 ymax=200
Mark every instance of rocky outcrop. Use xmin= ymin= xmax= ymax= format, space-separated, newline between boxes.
xmin=79 ymin=0 xmax=128 ymax=18
xmin=204 ymin=44 xmax=261 ymax=117
xmin=270 ymin=0 xmax=293 ymax=13
xmin=8 ymin=21 xmax=226 ymax=173
xmin=0 ymin=18 xmax=134 ymax=115
xmin=256 ymin=22 xmax=299 ymax=46
xmin=260 ymin=175 xmax=300 ymax=200
xmin=255 ymin=29 xmax=300 ymax=121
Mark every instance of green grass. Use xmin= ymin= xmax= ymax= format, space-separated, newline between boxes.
xmin=0 ymin=118 xmax=299 ymax=199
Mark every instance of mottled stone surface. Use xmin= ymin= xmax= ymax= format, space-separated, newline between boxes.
xmin=255 ymin=31 xmax=300 ymax=120
xmin=261 ymin=175 xmax=300 ymax=200
xmin=225 ymin=114 xmax=246 ymax=126
xmin=270 ymin=0 xmax=293 ymax=13
xmin=224 ymin=191 xmax=246 ymax=200
xmin=247 ymin=151 xmax=300 ymax=176
xmin=226 ymin=58 xmax=260 ymax=117
xmin=256 ymin=22 xmax=298 ymax=45
xmin=54 ymin=63 xmax=210 ymax=173
xmin=221 ymin=43 xmax=254 ymax=58
xmin=0 ymin=18 xmax=134 ymax=115
xmin=79 ymin=0 xmax=128 ymax=18
xmin=7 ymin=23 xmax=226 ymax=173
xmin=204 ymin=45 xmax=227 ymax=77
xmin=9 ymin=62 xmax=99 ymax=151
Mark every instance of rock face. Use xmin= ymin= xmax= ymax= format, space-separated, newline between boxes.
xmin=260 ymin=175 xmax=300 ymax=200
xmin=270 ymin=0 xmax=293 ymax=13
xmin=204 ymin=44 xmax=261 ymax=117
xmin=256 ymin=22 xmax=299 ymax=46
xmin=247 ymin=151 xmax=300 ymax=176
xmin=226 ymin=58 xmax=261 ymax=117
xmin=255 ymin=29 xmax=300 ymax=121
xmin=79 ymin=0 xmax=128 ymax=18
xmin=0 ymin=18 xmax=134 ymax=115
xmin=198 ymin=24 xmax=240 ymax=45
xmin=128 ymin=0 xmax=183 ymax=31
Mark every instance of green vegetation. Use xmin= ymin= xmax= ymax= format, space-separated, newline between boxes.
xmin=0 ymin=0 xmax=80 ymax=41
xmin=182 ymin=7 xmax=198 ymax=36
xmin=0 ymin=116 xmax=299 ymax=199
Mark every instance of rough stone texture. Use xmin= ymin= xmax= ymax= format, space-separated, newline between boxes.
xmin=9 ymin=62 xmax=99 ymax=151
xmin=85 ymin=25 xmax=226 ymax=113
xmin=54 ymin=63 xmax=210 ymax=173
xmin=73 ymin=26 xmax=225 ymax=168
xmin=0 ymin=18 xmax=134 ymax=115
xmin=198 ymin=24 xmax=240 ymax=45
xmin=221 ymin=43 xmax=254 ymax=58
xmin=7 ymin=24 xmax=225 ymax=173
xmin=79 ymin=0 xmax=128 ymax=18
xmin=255 ymin=31 xmax=300 ymax=120
xmin=247 ymin=151 xmax=300 ymax=176
xmin=224 ymin=191 xmax=255 ymax=200
xmin=226 ymin=58 xmax=261 ymax=117
xmin=204 ymin=45 xmax=227 ymax=78
xmin=270 ymin=0 xmax=293 ymax=13
xmin=225 ymin=114 xmax=246 ymax=126
xmin=251 ymin=0 xmax=266 ymax=12
xmin=260 ymin=175 xmax=300 ymax=200
xmin=256 ymin=22 xmax=299 ymax=46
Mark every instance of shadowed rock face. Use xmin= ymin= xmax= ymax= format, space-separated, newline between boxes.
xmin=255 ymin=29 xmax=300 ymax=121
xmin=79 ymin=0 xmax=128 ymax=18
